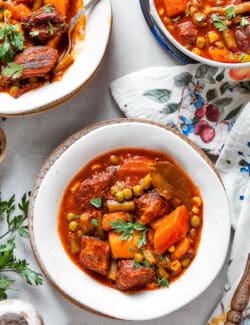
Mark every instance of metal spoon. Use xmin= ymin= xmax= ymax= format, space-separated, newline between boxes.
xmin=66 ymin=0 xmax=100 ymax=55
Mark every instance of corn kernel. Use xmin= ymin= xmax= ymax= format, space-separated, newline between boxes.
xmin=110 ymin=185 xmax=119 ymax=195
xmin=192 ymin=48 xmax=201 ymax=55
xmin=181 ymin=258 xmax=191 ymax=268
xmin=77 ymin=229 xmax=83 ymax=237
xmin=133 ymin=184 xmax=143 ymax=197
xmin=134 ymin=253 xmax=144 ymax=263
xmin=110 ymin=155 xmax=119 ymax=164
xmin=208 ymin=31 xmax=219 ymax=43
xmin=192 ymin=196 xmax=202 ymax=207
xmin=68 ymin=221 xmax=78 ymax=232
xmin=196 ymin=36 xmax=206 ymax=49
xmin=163 ymin=16 xmax=171 ymax=24
xmin=168 ymin=245 xmax=175 ymax=253
xmin=192 ymin=206 xmax=200 ymax=214
xmin=142 ymin=173 xmax=152 ymax=190
xmin=123 ymin=188 xmax=133 ymax=200
xmin=158 ymin=267 xmax=169 ymax=278
xmin=190 ymin=215 xmax=201 ymax=227
xmin=115 ymin=191 xmax=124 ymax=202
xmin=4 ymin=9 xmax=12 ymax=19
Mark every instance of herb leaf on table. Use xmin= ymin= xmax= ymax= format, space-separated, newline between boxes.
xmin=0 ymin=193 xmax=43 ymax=298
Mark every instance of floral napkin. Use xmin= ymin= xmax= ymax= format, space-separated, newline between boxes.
xmin=110 ymin=64 xmax=250 ymax=156
xmin=110 ymin=64 xmax=250 ymax=324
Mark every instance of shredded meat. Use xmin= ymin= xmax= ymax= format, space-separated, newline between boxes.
xmin=74 ymin=168 xmax=117 ymax=210
xmin=235 ymin=23 xmax=250 ymax=54
xmin=14 ymin=46 xmax=58 ymax=78
xmin=24 ymin=4 xmax=67 ymax=43
xmin=177 ymin=21 xmax=198 ymax=45
xmin=136 ymin=190 xmax=170 ymax=224
xmin=116 ymin=260 xmax=156 ymax=291
xmin=79 ymin=236 xmax=111 ymax=276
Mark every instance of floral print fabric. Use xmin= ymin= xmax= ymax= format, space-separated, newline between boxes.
xmin=110 ymin=64 xmax=250 ymax=155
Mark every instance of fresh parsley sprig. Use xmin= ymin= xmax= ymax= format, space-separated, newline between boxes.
xmin=2 ymin=62 xmax=23 ymax=79
xmin=212 ymin=14 xmax=228 ymax=32
xmin=109 ymin=218 xmax=148 ymax=248
xmin=0 ymin=24 xmax=24 ymax=64
xmin=0 ymin=194 xmax=43 ymax=299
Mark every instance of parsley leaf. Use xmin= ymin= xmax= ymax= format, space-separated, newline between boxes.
xmin=225 ymin=6 xmax=236 ymax=20
xmin=0 ymin=24 xmax=24 ymax=64
xmin=2 ymin=62 xmax=23 ymax=79
xmin=90 ymin=197 xmax=102 ymax=208
xmin=29 ymin=30 xmax=40 ymax=37
xmin=48 ymin=21 xmax=54 ymax=36
xmin=44 ymin=5 xmax=53 ymax=13
xmin=212 ymin=14 xmax=228 ymax=32
xmin=109 ymin=219 xmax=148 ymax=248
xmin=240 ymin=17 xmax=249 ymax=27
xmin=90 ymin=218 xmax=98 ymax=226
xmin=0 ymin=194 xmax=43 ymax=298
xmin=157 ymin=277 xmax=169 ymax=287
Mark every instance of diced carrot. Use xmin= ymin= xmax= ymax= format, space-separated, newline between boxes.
xmin=171 ymin=237 xmax=191 ymax=260
xmin=4 ymin=2 xmax=31 ymax=20
xmin=108 ymin=231 xmax=140 ymax=259
xmin=102 ymin=212 xmax=130 ymax=231
xmin=118 ymin=158 xmax=154 ymax=178
xmin=163 ymin=0 xmax=187 ymax=18
xmin=152 ymin=205 xmax=189 ymax=254
xmin=208 ymin=48 xmax=240 ymax=63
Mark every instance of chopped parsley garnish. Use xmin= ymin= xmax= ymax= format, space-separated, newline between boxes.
xmin=44 ymin=5 xmax=53 ymax=13
xmin=29 ymin=30 xmax=40 ymax=37
xmin=229 ymin=51 xmax=235 ymax=61
xmin=0 ymin=24 xmax=24 ymax=64
xmin=2 ymin=62 xmax=23 ymax=79
xmin=90 ymin=218 xmax=98 ymax=226
xmin=185 ymin=9 xmax=190 ymax=17
xmin=109 ymin=219 xmax=148 ymax=248
xmin=157 ymin=277 xmax=169 ymax=287
xmin=225 ymin=6 xmax=236 ymax=20
xmin=212 ymin=14 xmax=228 ymax=32
xmin=134 ymin=260 xmax=150 ymax=269
xmin=240 ymin=17 xmax=249 ymax=27
xmin=90 ymin=197 xmax=102 ymax=208
xmin=48 ymin=21 xmax=54 ymax=36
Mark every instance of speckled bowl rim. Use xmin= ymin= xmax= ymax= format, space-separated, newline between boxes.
xmin=28 ymin=118 xmax=228 ymax=319
xmin=0 ymin=2 xmax=112 ymax=118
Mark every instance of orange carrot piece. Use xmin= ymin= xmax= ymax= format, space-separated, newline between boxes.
xmin=152 ymin=205 xmax=189 ymax=254
xmin=163 ymin=0 xmax=187 ymax=18
xmin=43 ymin=0 xmax=69 ymax=17
xmin=171 ymin=237 xmax=191 ymax=260
xmin=208 ymin=48 xmax=240 ymax=63
xmin=102 ymin=212 xmax=130 ymax=231
xmin=118 ymin=158 xmax=154 ymax=178
xmin=4 ymin=2 xmax=31 ymax=20
xmin=108 ymin=231 xmax=140 ymax=259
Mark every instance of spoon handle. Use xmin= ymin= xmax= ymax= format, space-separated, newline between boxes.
xmin=68 ymin=0 xmax=100 ymax=32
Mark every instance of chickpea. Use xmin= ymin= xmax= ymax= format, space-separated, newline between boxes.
xmin=133 ymin=184 xmax=143 ymax=197
xmin=69 ymin=220 xmax=78 ymax=232
xmin=134 ymin=253 xmax=144 ymax=263
xmin=190 ymin=215 xmax=201 ymax=227
xmin=123 ymin=188 xmax=133 ymax=200
xmin=115 ymin=191 xmax=124 ymax=202
xmin=196 ymin=36 xmax=206 ymax=49
xmin=110 ymin=155 xmax=119 ymax=164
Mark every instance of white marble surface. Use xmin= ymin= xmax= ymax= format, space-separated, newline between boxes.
xmin=0 ymin=1 xmax=228 ymax=324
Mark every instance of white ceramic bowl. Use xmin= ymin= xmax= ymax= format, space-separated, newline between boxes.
xmin=150 ymin=0 xmax=250 ymax=68
xmin=29 ymin=119 xmax=230 ymax=320
xmin=0 ymin=0 xmax=112 ymax=117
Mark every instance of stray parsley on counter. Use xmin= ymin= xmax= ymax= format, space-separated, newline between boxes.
xmin=0 ymin=193 xmax=43 ymax=299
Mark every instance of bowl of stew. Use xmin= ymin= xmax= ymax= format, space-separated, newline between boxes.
xmin=151 ymin=0 xmax=250 ymax=67
xmin=29 ymin=119 xmax=230 ymax=320
xmin=0 ymin=0 xmax=111 ymax=116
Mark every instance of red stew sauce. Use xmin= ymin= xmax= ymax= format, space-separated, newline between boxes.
xmin=58 ymin=148 xmax=203 ymax=292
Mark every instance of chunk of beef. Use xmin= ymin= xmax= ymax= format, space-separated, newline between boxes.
xmin=177 ymin=21 xmax=198 ymax=45
xmin=24 ymin=4 xmax=67 ymax=43
xmin=79 ymin=236 xmax=111 ymax=276
xmin=116 ymin=260 xmax=156 ymax=291
xmin=136 ymin=190 xmax=170 ymax=224
xmin=74 ymin=168 xmax=117 ymax=210
xmin=235 ymin=23 xmax=250 ymax=54
xmin=14 ymin=46 xmax=58 ymax=78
